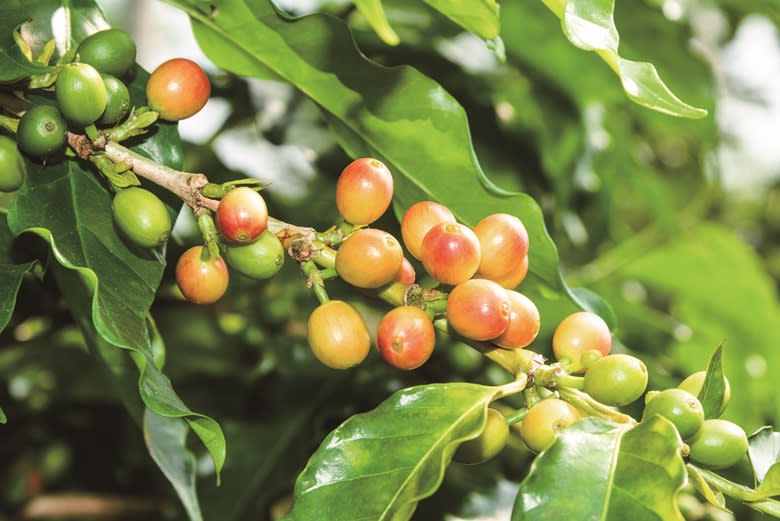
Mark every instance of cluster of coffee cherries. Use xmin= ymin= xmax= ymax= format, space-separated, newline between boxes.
xmin=175 ymin=186 xmax=285 ymax=304
xmin=304 ymin=157 xmax=540 ymax=372
xmin=0 ymin=28 xmax=213 ymax=253
xmin=459 ymin=312 xmax=748 ymax=469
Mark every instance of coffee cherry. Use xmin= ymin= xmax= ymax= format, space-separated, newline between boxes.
xmin=99 ymin=74 xmax=131 ymax=125
xmin=335 ymin=228 xmax=403 ymax=288
xmin=216 ymin=187 xmax=268 ymax=244
xmin=688 ymin=419 xmax=748 ymax=469
xmin=175 ymin=245 xmax=229 ymax=304
xmin=401 ymin=201 xmax=455 ymax=260
xmin=394 ymin=257 xmax=416 ymax=284
xmin=307 ymin=300 xmax=370 ymax=369
xmin=584 ymin=354 xmax=648 ymax=406
xmin=552 ymin=311 xmax=612 ymax=365
xmin=642 ymin=388 xmax=704 ymax=440
xmin=492 ymin=255 xmax=529 ymax=289
xmin=0 ymin=135 xmax=26 ymax=192
xmin=492 ymin=290 xmax=540 ymax=349
xmin=17 ymin=105 xmax=67 ymax=157
xmin=446 ymin=279 xmax=511 ymax=341
xmin=520 ymin=398 xmax=581 ymax=453
xmin=678 ymin=371 xmax=731 ymax=416
xmin=454 ymin=408 xmax=509 ymax=464
xmin=223 ymin=230 xmax=285 ymax=280
xmin=335 ymin=158 xmax=393 ymax=225
xmin=77 ymin=28 xmax=137 ymax=77
xmin=474 ymin=213 xmax=529 ymax=281
xmin=56 ymin=63 xmax=107 ymax=127
xmin=420 ymin=222 xmax=480 ymax=285
xmin=376 ymin=306 xmax=435 ymax=370
xmin=146 ymin=58 xmax=210 ymax=121
xmin=112 ymin=187 xmax=172 ymax=248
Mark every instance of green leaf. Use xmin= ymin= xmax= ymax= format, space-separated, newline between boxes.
xmin=0 ymin=214 xmax=35 ymax=332
xmin=541 ymin=0 xmax=707 ymax=118
xmin=0 ymin=0 xmax=111 ymax=82
xmin=697 ymin=343 xmax=728 ymax=419
xmin=144 ymin=410 xmax=203 ymax=521
xmin=171 ymin=0 xmax=587 ymax=313
xmin=0 ymin=407 xmax=6 ymax=424
xmin=749 ymin=427 xmax=780 ymax=485
xmin=353 ymin=0 xmax=400 ymax=46
xmin=281 ymin=382 xmax=508 ymax=521
xmin=686 ymin=464 xmax=730 ymax=512
xmin=422 ymin=0 xmax=500 ymax=40
xmin=757 ymin=464 xmax=780 ymax=499
xmin=513 ymin=416 xmax=686 ymax=520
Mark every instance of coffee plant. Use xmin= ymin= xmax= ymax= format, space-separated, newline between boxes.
xmin=3 ymin=1 xmax=780 ymax=520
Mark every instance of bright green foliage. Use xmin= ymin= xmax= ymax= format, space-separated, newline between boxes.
xmin=513 ymin=416 xmax=686 ymax=520
xmin=281 ymin=383 xmax=505 ymax=520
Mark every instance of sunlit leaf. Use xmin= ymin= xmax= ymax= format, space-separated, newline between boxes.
xmin=513 ymin=416 xmax=686 ymax=520
xmin=750 ymin=427 xmax=780 ymax=485
xmin=422 ymin=0 xmax=499 ymax=40
xmin=353 ymin=0 xmax=399 ymax=46
xmin=541 ymin=0 xmax=707 ymax=118
xmin=697 ymin=343 xmax=729 ymax=419
xmin=281 ymin=383 xmax=509 ymax=521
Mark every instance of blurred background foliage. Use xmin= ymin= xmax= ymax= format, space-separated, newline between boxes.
xmin=2 ymin=0 xmax=780 ymax=520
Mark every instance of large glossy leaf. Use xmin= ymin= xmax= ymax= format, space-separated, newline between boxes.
xmin=281 ymin=383 xmax=507 ymax=521
xmin=513 ymin=416 xmax=686 ymax=520
xmin=0 ymin=214 xmax=35 ymax=332
xmin=618 ymin=223 xmax=780 ymax=432
xmin=170 ymin=0 xmax=588 ymax=313
xmin=540 ymin=0 xmax=707 ymax=118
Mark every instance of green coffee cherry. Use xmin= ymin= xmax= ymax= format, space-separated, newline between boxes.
xmin=112 ymin=187 xmax=171 ymax=248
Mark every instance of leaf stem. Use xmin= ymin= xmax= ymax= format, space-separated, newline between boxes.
xmin=558 ymin=386 xmax=636 ymax=424
xmin=689 ymin=464 xmax=780 ymax=510
xmin=302 ymin=261 xmax=330 ymax=305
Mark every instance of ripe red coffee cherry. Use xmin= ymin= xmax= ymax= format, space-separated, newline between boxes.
xmin=216 ymin=187 xmax=269 ymax=244
xmin=474 ymin=213 xmax=529 ymax=281
xmin=335 ymin=228 xmax=403 ymax=288
xmin=552 ymin=311 xmax=612 ymax=365
xmin=175 ymin=245 xmax=229 ymax=304
xmin=493 ymin=290 xmax=540 ymax=349
xmin=492 ymin=255 xmax=529 ymax=289
xmin=335 ymin=158 xmax=393 ymax=225
xmin=401 ymin=201 xmax=456 ymax=260
xmin=376 ymin=306 xmax=435 ymax=370
xmin=146 ymin=58 xmax=210 ymax=121
xmin=395 ymin=257 xmax=416 ymax=284
xmin=420 ymin=222 xmax=481 ymax=285
xmin=307 ymin=300 xmax=371 ymax=369
xmin=446 ymin=279 xmax=511 ymax=341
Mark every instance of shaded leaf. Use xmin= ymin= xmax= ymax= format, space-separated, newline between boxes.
xmin=172 ymin=0 xmax=588 ymax=314
xmin=0 ymin=407 xmax=6 ymax=424
xmin=0 ymin=213 xmax=35 ymax=332
xmin=144 ymin=410 xmax=203 ymax=521
xmin=281 ymin=383 xmax=508 ymax=521
xmin=750 ymin=427 xmax=780 ymax=485
xmin=543 ymin=0 xmax=706 ymax=118
xmin=513 ymin=416 xmax=686 ymax=520
xmin=698 ymin=343 xmax=728 ymax=419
